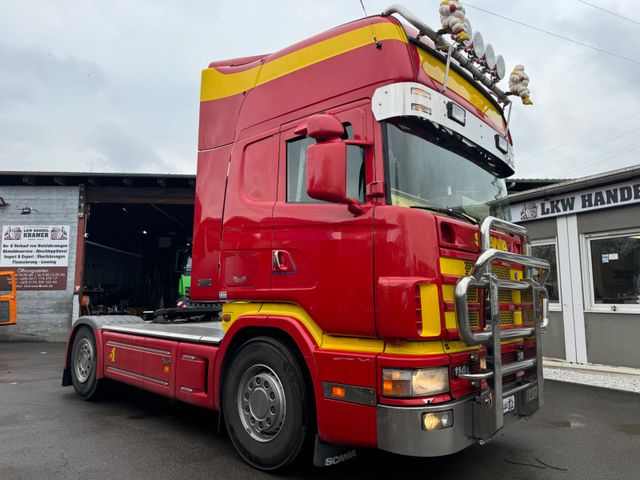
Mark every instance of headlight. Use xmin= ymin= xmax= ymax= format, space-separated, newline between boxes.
xmin=382 ymin=367 xmax=449 ymax=397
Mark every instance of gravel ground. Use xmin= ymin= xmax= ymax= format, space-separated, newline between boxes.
xmin=544 ymin=367 xmax=640 ymax=393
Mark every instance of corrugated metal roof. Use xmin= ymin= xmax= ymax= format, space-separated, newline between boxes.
xmin=509 ymin=164 xmax=640 ymax=202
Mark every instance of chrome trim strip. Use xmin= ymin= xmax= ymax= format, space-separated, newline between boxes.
xmin=459 ymin=371 xmax=493 ymax=381
xmin=501 ymin=358 xmax=536 ymax=376
xmin=102 ymin=324 xmax=224 ymax=345
xmin=503 ymin=381 xmax=537 ymax=398
xmin=106 ymin=366 xmax=169 ymax=386
xmin=106 ymin=340 xmax=171 ymax=356
xmin=377 ymin=397 xmax=474 ymax=457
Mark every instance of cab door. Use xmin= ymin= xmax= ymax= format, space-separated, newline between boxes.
xmin=0 ymin=271 xmax=17 ymax=325
xmin=271 ymin=103 xmax=376 ymax=337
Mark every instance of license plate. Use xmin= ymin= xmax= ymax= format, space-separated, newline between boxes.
xmin=503 ymin=395 xmax=516 ymax=414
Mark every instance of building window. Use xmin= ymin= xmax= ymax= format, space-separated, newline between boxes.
xmin=286 ymin=125 xmax=365 ymax=204
xmin=531 ymin=240 xmax=560 ymax=307
xmin=585 ymin=230 xmax=640 ymax=312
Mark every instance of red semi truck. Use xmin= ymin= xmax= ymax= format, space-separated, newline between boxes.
xmin=62 ymin=5 xmax=550 ymax=470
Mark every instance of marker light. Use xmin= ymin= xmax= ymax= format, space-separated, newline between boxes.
xmin=422 ymin=411 xmax=454 ymax=431
xmin=382 ymin=367 xmax=450 ymax=397
xmin=410 ymin=87 xmax=431 ymax=99
xmin=447 ymin=101 xmax=466 ymax=126
xmin=331 ymin=386 xmax=346 ymax=398
xmin=412 ymin=103 xmax=432 ymax=115
xmin=495 ymin=134 xmax=509 ymax=154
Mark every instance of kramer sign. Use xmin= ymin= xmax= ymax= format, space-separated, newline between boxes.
xmin=511 ymin=180 xmax=640 ymax=222
xmin=0 ymin=225 xmax=70 ymax=290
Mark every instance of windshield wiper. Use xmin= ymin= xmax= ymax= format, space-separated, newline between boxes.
xmin=410 ymin=205 xmax=479 ymax=225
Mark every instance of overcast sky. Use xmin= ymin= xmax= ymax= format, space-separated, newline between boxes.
xmin=1 ymin=0 xmax=639 ymax=179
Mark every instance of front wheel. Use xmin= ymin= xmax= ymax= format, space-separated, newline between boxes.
xmin=70 ymin=326 xmax=104 ymax=400
xmin=223 ymin=337 xmax=312 ymax=471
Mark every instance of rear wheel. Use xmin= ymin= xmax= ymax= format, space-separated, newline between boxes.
xmin=70 ymin=326 xmax=104 ymax=400
xmin=223 ymin=337 xmax=312 ymax=471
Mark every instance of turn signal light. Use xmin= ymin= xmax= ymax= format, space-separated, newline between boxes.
xmin=331 ymin=386 xmax=346 ymax=398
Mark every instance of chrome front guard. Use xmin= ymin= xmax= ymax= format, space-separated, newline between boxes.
xmin=454 ymin=217 xmax=550 ymax=440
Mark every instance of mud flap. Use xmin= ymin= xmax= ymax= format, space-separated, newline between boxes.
xmin=313 ymin=436 xmax=358 ymax=467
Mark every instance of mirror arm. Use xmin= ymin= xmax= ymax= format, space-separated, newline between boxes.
xmin=344 ymin=198 xmax=365 ymax=215
xmin=344 ymin=139 xmax=373 ymax=147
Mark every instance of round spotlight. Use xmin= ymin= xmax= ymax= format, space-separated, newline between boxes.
xmin=484 ymin=44 xmax=496 ymax=69
xmin=464 ymin=18 xmax=473 ymax=39
xmin=495 ymin=54 xmax=506 ymax=80
xmin=467 ymin=31 xmax=485 ymax=58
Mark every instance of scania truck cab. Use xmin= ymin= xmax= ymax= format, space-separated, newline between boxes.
xmin=63 ymin=5 xmax=550 ymax=471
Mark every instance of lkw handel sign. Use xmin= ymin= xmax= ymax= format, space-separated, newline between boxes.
xmin=511 ymin=180 xmax=640 ymax=222
xmin=0 ymin=225 xmax=70 ymax=291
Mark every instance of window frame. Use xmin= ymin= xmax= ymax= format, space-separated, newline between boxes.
xmin=581 ymin=227 xmax=640 ymax=314
xmin=530 ymin=238 xmax=561 ymax=311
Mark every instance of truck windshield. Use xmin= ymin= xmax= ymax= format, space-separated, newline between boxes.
xmin=384 ymin=119 xmax=511 ymax=223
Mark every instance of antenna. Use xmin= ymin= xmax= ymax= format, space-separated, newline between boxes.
xmin=359 ymin=0 xmax=382 ymax=49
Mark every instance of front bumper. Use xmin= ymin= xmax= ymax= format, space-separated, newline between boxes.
xmin=377 ymin=381 xmax=539 ymax=457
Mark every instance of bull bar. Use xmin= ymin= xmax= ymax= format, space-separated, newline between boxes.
xmin=454 ymin=216 xmax=550 ymax=439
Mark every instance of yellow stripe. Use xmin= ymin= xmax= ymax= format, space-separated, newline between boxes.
xmin=419 ymin=284 xmax=441 ymax=337
xmin=385 ymin=341 xmax=446 ymax=356
xmin=440 ymin=257 xmax=466 ymax=276
xmin=443 ymin=340 xmax=480 ymax=354
xmin=201 ymin=22 xmax=407 ymax=102
xmin=417 ymin=48 xmax=504 ymax=129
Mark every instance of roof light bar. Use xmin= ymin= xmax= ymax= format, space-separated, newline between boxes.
xmin=382 ymin=5 xmax=529 ymax=106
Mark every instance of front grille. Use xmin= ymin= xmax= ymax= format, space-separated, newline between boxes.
xmin=492 ymin=264 xmax=511 ymax=280
xmin=443 ymin=252 xmax=533 ymax=336
xmin=469 ymin=310 xmax=479 ymax=329
xmin=464 ymin=260 xmax=474 ymax=275
xmin=468 ymin=287 xmax=478 ymax=302
xmin=498 ymin=290 xmax=512 ymax=303
xmin=499 ymin=310 xmax=515 ymax=327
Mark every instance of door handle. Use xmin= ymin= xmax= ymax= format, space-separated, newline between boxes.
xmin=272 ymin=250 xmax=296 ymax=273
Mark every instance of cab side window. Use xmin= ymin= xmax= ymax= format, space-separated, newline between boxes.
xmin=286 ymin=124 xmax=365 ymax=204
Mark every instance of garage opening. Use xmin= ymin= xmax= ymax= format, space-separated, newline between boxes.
xmin=82 ymin=203 xmax=194 ymax=315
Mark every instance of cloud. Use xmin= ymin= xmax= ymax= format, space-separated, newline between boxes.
xmin=0 ymin=0 xmax=639 ymax=179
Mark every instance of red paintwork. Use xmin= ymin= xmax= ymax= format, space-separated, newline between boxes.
xmin=306 ymin=141 xmax=348 ymax=203
xmin=190 ymin=145 xmax=232 ymax=301
xmin=102 ymin=332 xmax=143 ymax=388
xmin=305 ymin=114 xmax=345 ymax=140
xmin=175 ymin=343 xmax=218 ymax=409
xmin=314 ymin=350 xmax=377 ymax=446
xmin=374 ymin=207 xmax=444 ymax=340
xmin=142 ymin=337 xmax=178 ymax=398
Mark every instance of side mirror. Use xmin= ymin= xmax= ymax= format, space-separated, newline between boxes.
xmin=301 ymin=113 xmax=367 ymax=214
xmin=305 ymin=114 xmax=345 ymax=140
xmin=306 ymin=140 xmax=348 ymax=203
xmin=306 ymin=140 xmax=364 ymax=215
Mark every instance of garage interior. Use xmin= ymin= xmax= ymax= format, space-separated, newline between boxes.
xmin=83 ymin=202 xmax=193 ymax=314
xmin=0 ymin=172 xmax=196 ymax=316
xmin=81 ymin=174 xmax=196 ymax=315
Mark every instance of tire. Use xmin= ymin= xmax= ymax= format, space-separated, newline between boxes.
xmin=70 ymin=326 xmax=104 ymax=400
xmin=223 ymin=336 xmax=312 ymax=471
